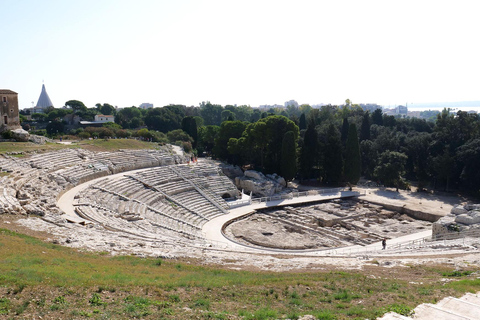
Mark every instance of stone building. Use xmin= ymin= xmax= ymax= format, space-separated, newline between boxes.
xmin=0 ymin=89 xmax=21 ymax=132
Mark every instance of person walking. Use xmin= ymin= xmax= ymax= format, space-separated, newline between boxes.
xmin=382 ymin=238 xmax=386 ymax=250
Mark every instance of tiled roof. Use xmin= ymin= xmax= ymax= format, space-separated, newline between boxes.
xmin=0 ymin=89 xmax=17 ymax=94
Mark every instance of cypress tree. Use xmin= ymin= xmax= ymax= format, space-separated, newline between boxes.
xmin=323 ymin=123 xmax=343 ymax=184
xmin=360 ymin=112 xmax=371 ymax=141
xmin=182 ymin=116 xmax=198 ymax=148
xmin=281 ymin=131 xmax=297 ymax=186
xmin=344 ymin=123 xmax=361 ymax=184
xmin=341 ymin=118 xmax=349 ymax=146
xmin=299 ymin=123 xmax=318 ymax=180
xmin=299 ymin=113 xmax=307 ymax=131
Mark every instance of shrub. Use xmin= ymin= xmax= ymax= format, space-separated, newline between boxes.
xmin=385 ymin=303 xmax=412 ymax=316
xmin=1 ymin=130 xmax=13 ymax=139
xmin=0 ymin=298 xmax=10 ymax=315
xmin=78 ymin=131 xmax=91 ymax=139
xmin=89 ymin=292 xmax=103 ymax=306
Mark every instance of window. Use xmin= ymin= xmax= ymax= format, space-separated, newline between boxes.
xmin=4 ymin=116 xmax=7 ymax=125
xmin=2 ymin=97 xmax=6 ymax=103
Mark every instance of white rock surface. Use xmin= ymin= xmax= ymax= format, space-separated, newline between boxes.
xmin=455 ymin=210 xmax=480 ymax=225
xmin=11 ymin=128 xmax=30 ymax=142
xmin=235 ymin=170 xmax=285 ymax=197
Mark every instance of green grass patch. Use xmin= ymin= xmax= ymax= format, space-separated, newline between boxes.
xmin=0 ymin=227 xmax=479 ymax=319
xmin=385 ymin=303 xmax=412 ymax=316
xmin=442 ymin=270 xmax=474 ymax=277
xmin=0 ymin=298 xmax=11 ymax=315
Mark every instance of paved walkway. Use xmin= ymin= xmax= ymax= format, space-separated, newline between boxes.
xmin=58 ymin=173 xmax=435 ymax=257
xmin=201 ymin=190 xmax=434 ymax=256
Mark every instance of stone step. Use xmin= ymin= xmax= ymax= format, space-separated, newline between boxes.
xmin=377 ymin=311 xmax=411 ymax=319
xmin=435 ymin=297 xmax=480 ymax=319
xmin=412 ymin=303 xmax=472 ymax=320
xmin=377 ymin=292 xmax=480 ymax=320
xmin=461 ymin=292 xmax=480 ymax=305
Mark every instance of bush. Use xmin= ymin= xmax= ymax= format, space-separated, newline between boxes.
xmin=181 ymin=141 xmax=193 ymax=153
xmin=1 ymin=130 xmax=13 ymax=139
xmin=78 ymin=131 xmax=91 ymax=139
xmin=89 ymin=292 xmax=103 ymax=306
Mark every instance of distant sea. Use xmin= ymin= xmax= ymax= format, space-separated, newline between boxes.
xmin=385 ymin=101 xmax=480 ymax=113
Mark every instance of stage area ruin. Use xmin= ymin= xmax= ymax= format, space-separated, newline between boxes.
xmin=224 ymin=199 xmax=431 ymax=250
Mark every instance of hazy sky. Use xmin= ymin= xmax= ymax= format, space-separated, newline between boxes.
xmin=2 ymin=0 xmax=479 ymax=109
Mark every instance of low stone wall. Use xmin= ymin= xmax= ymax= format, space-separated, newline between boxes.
xmin=366 ymin=201 xmax=442 ymax=222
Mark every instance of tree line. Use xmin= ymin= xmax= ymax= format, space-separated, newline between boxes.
xmin=19 ymin=100 xmax=480 ymax=196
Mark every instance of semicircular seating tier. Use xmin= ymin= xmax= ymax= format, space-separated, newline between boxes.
xmin=0 ymin=147 xmax=239 ymax=244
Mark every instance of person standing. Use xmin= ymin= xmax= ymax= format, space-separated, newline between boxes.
xmin=382 ymin=238 xmax=386 ymax=250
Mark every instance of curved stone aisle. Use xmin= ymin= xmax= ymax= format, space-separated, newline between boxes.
xmin=201 ymin=190 xmax=434 ymax=256
xmin=378 ymin=292 xmax=480 ymax=319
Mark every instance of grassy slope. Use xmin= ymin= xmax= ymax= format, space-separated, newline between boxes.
xmin=0 ymin=139 xmax=158 ymax=154
xmin=0 ymin=229 xmax=478 ymax=320
xmin=0 ymin=139 xmax=478 ymax=319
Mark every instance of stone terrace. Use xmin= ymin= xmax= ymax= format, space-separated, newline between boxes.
xmin=0 ymin=146 xmax=184 ymax=219
xmin=72 ymin=163 xmax=239 ymax=241
xmin=0 ymin=147 xmax=240 ymax=244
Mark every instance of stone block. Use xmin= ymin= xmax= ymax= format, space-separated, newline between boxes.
xmin=455 ymin=211 xmax=480 ymax=225
xmin=465 ymin=204 xmax=480 ymax=211
xmin=451 ymin=205 xmax=468 ymax=215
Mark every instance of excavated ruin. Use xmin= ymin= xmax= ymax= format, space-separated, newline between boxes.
xmin=224 ymin=199 xmax=431 ymax=250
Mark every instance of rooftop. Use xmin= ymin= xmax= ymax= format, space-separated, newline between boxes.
xmin=0 ymin=89 xmax=18 ymax=94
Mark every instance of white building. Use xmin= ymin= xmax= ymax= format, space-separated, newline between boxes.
xmin=94 ymin=114 xmax=115 ymax=123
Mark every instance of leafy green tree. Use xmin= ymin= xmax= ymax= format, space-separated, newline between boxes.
xmin=167 ymin=129 xmax=193 ymax=144
xmin=145 ymin=105 xmax=185 ymax=132
xmin=46 ymin=108 xmax=73 ymax=121
xmin=233 ymin=105 xmax=253 ymax=122
xmin=344 ymin=123 xmax=361 ymax=184
xmin=46 ymin=121 xmax=65 ymax=136
xmin=96 ymin=103 xmax=116 ymax=115
xmin=103 ymin=122 xmax=122 ymax=131
xmin=213 ymin=121 xmax=247 ymax=161
xmin=227 ymin=137 xmax=245 ymax=165
xmin=136 ymin=128 xmax=154 ymax=140
xmin=299 ymin=104 xmax=312 ymax=117
xmin=456 ymin=138 xmax=480 ymax=194
xmin=374 ymin=151 xmax=407 ymax=189
xmin=280 ymin=131 xmax=297 ymax=185
xmin=242 ymin=116 xmax=299 ymax=174
xmin=404 ymin=132 xmax=431 ymax=190
xmin=32 ymin=113 xmax=47 ymax=122
xmin=115 ymin=107 xmax=143 ymax=128
xmin=221 ymin=110 xmax=235 ymax=122
xmin=431 ymin=146 xmax=454 ymax=192
xmin=200 ymin=102 xmax=223 ymax=126
xmin=65 ymin=100 xmax=87 ymax=113
xmin=251 ymin=109 xmax=262 ymax=122
xmin=242 ymin=120 xmax=268 ymax=168
xmin=197 ymin=125 xmax=219 ymax=155
xmin=78 ymin=131 xmax=90 ymax=139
